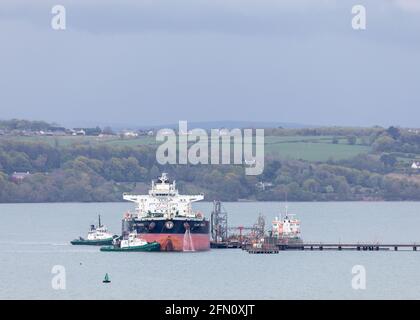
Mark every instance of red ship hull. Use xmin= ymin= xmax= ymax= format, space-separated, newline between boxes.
xmin=140 ymin=233 xmax=210 ymax=251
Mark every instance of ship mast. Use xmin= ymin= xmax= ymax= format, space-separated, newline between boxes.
xmin=283 ymin=192 xmax=288 ymax=219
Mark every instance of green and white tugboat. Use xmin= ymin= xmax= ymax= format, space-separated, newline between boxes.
xmin=100 ymin=231 xmax=160 ymax=252
xmin=71 ymin=215 xmax=118 ymax=246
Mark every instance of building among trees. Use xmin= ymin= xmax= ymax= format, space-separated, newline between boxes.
xmin=10 ymin=172 xmax=31 ymax=183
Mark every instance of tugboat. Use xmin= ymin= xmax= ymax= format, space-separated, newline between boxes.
xmin=100 ymin=232 xmax=160 ymax=252
xmin=121 ymin=173 xmax=210 ymax=251
xmin=71 ymin=215 xmax=118 ymax=246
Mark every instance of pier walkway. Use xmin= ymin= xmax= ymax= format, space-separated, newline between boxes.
xmin=278 ymin=243 xmax=420 ymax=251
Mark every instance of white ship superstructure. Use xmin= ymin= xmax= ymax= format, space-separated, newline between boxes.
xmin=87 ymin=225 xmax=114 ymax=241
xmin=272 ymin=205 xmax=301 ymax=238
xmin=119 ymin=231 xmax=148 ymax=248
xmin=123 ymin=173 xmax=204 ymax=220
xmin=71 ymin=215 xmax=117 ymax=245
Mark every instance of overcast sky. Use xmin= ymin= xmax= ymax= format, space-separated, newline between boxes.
xmin=0 ymin=0 xmax=419 ymax=128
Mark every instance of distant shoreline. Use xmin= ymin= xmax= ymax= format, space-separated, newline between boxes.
xmin=1 ymin=200 xmax=419 ymax=205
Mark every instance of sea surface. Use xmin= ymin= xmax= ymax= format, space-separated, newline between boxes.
xmin=1 ymin=201 xmax=420 ymax=299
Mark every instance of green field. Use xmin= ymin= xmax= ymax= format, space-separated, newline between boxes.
xmin=265 ymin=141 xmax=370 ymax=161
xmin=1 ymin=134 xmax=370 ymax=162
xmin=0 ymin=135 xmax=157 ymax=147
xmin=102 ymin=136 xmax=158 ymax=147
xmin=0 ymin=135 xmax=100 ymax=146
xmin=263 ymin=136 xmax=370 ymax=161
xmin=264 ymin=135 xmax=336 ymax=143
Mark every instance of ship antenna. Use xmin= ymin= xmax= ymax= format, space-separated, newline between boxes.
xmin=285 ymin=192 xmax=288 ymax=218
xmin=98 ymin=214 xmax=101 ymax=228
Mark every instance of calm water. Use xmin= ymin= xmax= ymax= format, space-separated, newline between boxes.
xmin=1 ymin=201 xmax=420 ymax=299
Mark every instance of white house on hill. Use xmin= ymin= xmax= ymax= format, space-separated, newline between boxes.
xmin=411 ymin=162 xmax=420 ymax=169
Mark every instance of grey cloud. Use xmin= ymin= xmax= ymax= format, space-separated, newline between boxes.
xmin=0 ymin=0 xmax=419 ymax=127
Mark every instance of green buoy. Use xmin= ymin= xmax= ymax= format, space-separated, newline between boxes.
xmin=103 ymin=273 xmax=111 ymax=283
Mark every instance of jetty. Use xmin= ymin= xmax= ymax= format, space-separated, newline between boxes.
xmin=240 ymin=242 xmax=420 ymax=253
xmin=277 ymin=243 xmax=420 ymax=251
xmin=209 ymin=201 xmax=420 ymax=254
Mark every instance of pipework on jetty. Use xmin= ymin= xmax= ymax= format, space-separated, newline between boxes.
xmin=210 ymin=201 xmax=420 ymax=254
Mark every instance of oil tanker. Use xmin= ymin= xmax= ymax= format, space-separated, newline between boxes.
xmin=121 ymin=173 xmax=210 ymax=251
